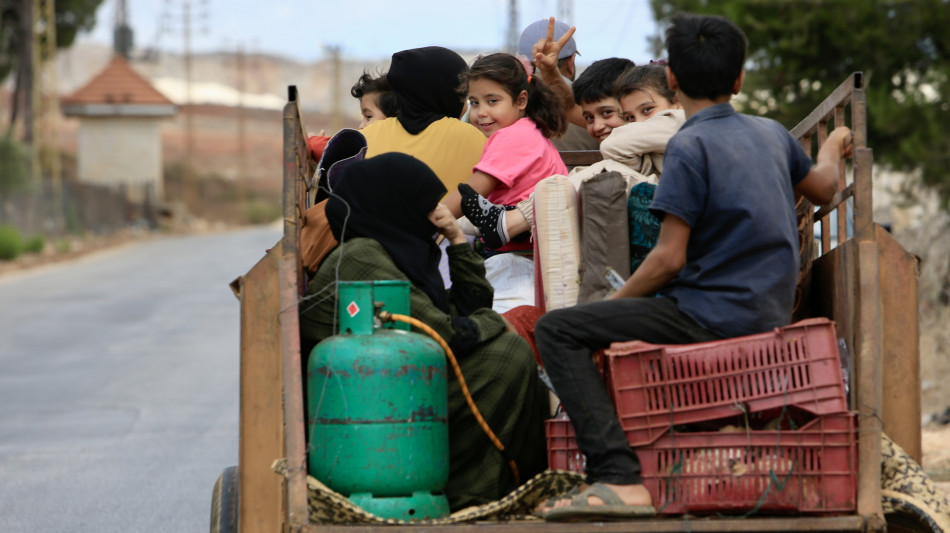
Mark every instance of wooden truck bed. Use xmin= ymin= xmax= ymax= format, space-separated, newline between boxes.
xmin=228 ymin=73 xmax=920 ymax=532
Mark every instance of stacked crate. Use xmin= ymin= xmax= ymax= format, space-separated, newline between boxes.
xmin=546 ymin=318 xmax=856 ymax=515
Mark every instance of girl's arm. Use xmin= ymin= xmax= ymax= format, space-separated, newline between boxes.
xmin=442 ymin=170 xmax=501 ymax=218
xmin=600 ymin=110 xmax=684 ymax=166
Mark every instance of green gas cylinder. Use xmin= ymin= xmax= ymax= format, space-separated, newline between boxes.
xmin=306 ymin=281 xmax=449 ymax=520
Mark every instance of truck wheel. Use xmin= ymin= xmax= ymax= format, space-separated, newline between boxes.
xmin=883 ymin=489 xmax=948 ymax=533
xmin=210 ymin=466 xmax=239 ymax=533
xmin=881 ymin=434 xmax=950 ymax=533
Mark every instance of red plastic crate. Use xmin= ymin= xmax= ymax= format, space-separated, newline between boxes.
xmin=545 ymin=413 xmax=857 ymax=515
xmin=604 ymin=318 xmax=848 ymax=446
xmin=546 ymin=414 xmax=588 ymax=474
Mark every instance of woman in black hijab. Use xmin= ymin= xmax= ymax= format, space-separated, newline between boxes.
xmin=324 ymin=150 xmax=450 ymax=311
xmin=386 ymin=46 xmax=467 ymax=134
xmin=300 ymin=153 xmax=549 ymax=511
xmin=359 ymin=47 xmax=487 ymax=197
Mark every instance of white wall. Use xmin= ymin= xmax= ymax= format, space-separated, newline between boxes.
xmin=76 ymin=117 xmax=164 ymax=201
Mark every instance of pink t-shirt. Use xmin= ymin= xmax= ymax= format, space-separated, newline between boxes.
xmin=474 ymin=117 xmax=568 ymax=206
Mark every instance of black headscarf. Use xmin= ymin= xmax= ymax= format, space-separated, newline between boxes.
xmin=325 ymin=153 xmax=449 ymax=311
xmin=387 ymin=46 xmax=468 ymax=135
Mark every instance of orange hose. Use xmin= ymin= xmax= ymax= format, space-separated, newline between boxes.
xmin=379 ymin=311 xmax=520 ymax=486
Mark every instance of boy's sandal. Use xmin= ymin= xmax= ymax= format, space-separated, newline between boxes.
xmin=531 ymin=484 xmax=583 ymax=517
xmin=543 ymin=482 xmax=657 ymax=522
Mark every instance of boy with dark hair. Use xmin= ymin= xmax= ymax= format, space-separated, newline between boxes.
xmin=529 ymin=19 xmax=632 ymax=143
xmin=572 ymin=57 xmax=634 ymax=104
xmin=570 ymin=57 xmax=635 ymax=142
xmin=460 ymin=62 xmax=685 ymax=250
xmin=350 ymin=71 xmax=399 ymax=130
xmin=307 ymin=71 xmax=400 ymax=161
xmin=535 ymin=13 xmax=852 ymax=522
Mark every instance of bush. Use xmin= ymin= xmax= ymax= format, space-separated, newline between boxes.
xmin=22 ymin=234 xmax=45 ymax=254
xmin=0 ymin=136 xmax=32 ymax=193
xmin=243 ymin=199 xmax=282 ymax=225
xmin=0 ymin=225 xmax=23 ymax=261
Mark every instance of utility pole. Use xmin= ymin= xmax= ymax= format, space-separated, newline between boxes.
xmin=114 ymin=0 xmax=133 ymax=58
xmin=506 ymin=0 xmax=518 ymax=54
xmin=182 ymin=0 xmax=194 ymax=184
xmin=159 ymin=0 xmax=207 ymax=188
xmin=14 ymin=0 xmax=33 ymax=143
xmin=156 ymin=0 xmax=206 ymax=205
xmin=558 ymin=0 xmax=574 ymax=23
xmin=31 ymin=0 xmax=60 ymax=199
xmin=236 ymin=42 xmax=247 ymax=199
xmin=326 ymin=45 xmax=342 ymax=132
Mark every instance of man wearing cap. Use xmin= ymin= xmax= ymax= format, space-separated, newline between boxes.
xmin=519 ymin=18 xmax=599 ymax=151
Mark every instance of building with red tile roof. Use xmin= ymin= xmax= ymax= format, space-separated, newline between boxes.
xmin=62 ymin=56 xmax=177 ymax=115
xmin=61 ymin=56 xmax=176 ymax=201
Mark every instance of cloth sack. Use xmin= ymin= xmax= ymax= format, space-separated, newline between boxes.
xmin=484 ymin=253 xmax=535 ymax=314
xmin=627 ymin=182 xmax=661 ymax=273
xmin=300 ymin=200 xmax=338 ymax=274
xmin=577 ymin=171 xmax=630 ymax=304
xmin=531 ymin=175 xmax=581 ymax=312
xmin=301 ymin=129 xmax=369 ymax=272
xmin=312 ymin=128 xmax=368 ymax=204
xmin=501 ymin=305 xmax=545 ymax=366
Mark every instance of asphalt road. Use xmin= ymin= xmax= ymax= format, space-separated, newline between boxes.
xmin=0 ymin=226 xmax=282 ymax=533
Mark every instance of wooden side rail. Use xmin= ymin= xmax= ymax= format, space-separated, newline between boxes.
xmin=789 ymin=72 xmax=885 ymax=529
xmin=790 ymin=72 xmax=870 ymax=253
xmin=558 ymin=149 xmax=603 ymax=168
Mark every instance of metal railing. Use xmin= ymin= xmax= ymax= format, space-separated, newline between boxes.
xmin=790 ymin=72 xmax=872 ymax=254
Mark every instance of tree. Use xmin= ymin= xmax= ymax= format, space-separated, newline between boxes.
xmin=649 ymin=0 xmax=950 ymax=199
xmin=1 ymin=0 xmax=102 ymax=82
xmin=1 ymin=0 xmax=104 ymax=136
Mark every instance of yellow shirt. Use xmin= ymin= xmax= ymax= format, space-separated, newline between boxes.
xmin=361 ymin=117 xmax=486 ymax=194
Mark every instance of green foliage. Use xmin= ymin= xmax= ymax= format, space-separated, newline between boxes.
xmin=0 ymin=0 xmax=105 ymax=83
xmin=0 ymin=224 xmax=23 ymax=261
xmin=243 ymin=199 xmax=283 ymax=225
xmin=0 ymin=134 xmax=31 ymax=191
xmin=22 ymin=234 xmax=44 ymax=254
xmin=650 ymin=0 xmax=950 ymax=199
xmin=54 ymin=0 xmax=105 ymax=50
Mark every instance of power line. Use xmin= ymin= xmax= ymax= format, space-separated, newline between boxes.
xmin=157 ymin=0 xmax=209 ymax=188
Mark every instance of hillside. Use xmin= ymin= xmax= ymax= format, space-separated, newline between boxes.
xmin=0 ymin=42 xmax=407 ymax=195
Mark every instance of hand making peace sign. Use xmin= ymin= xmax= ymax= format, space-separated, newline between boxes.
xmin=531 ymin=16 xmax=577 ymax=75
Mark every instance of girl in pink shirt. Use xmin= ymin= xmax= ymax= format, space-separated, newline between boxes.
xmin=443 ymin=53 xmax=568 ymax=253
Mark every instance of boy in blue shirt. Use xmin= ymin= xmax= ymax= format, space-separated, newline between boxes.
xmin=536 ymin=13 xmax=853 ymax=521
